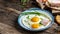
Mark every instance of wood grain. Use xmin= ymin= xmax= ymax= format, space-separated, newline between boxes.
xmin=0 ymin=0 xmax=60 ymax=34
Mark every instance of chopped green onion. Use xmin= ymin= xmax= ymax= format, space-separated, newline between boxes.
xmin=24 ymin=20 xmax=30 ymax=25
xmin=39 ymin=22 xmax=43 ymax=25
xmin=28 ymin=23 xmax=30 ymax=25
xmin=21 ymin=12 xmax=41 ymax=16
xmin=26 ymin=16 xmax=30 ymax=19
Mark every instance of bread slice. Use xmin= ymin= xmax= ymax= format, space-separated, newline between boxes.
xmin=48 ymin=0 xmax=60 ymax=7
xmin=56 ymin=15 xmax=60 ymax=24
xmin=46 ymin=0 xmax=60 ymax=10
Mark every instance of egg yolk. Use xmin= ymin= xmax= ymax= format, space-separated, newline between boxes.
xmin=31 ymin=24 xmax=40 ymax=28
xmin=31 ymin=17 xmax=39 ymax=22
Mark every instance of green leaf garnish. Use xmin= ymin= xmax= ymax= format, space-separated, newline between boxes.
xmin=21 ymin=12 xmax=41 ymax=16
xmin=39 ymin=22 xmax=43 ymax=25
xmin=24 ymin=20 xmax=30 ymax=25
xmin=28 ymin=23 xmax=30 ymax=25
xmin=26 ymin=16 xmax=30 ymax=19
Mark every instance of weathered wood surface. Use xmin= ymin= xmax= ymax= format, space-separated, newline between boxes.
xmin=0 ymin=0 xmax=60 ymax=34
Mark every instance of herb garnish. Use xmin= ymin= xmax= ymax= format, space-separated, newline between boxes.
xmin=26 ymin=16 xmax=30 ymax=19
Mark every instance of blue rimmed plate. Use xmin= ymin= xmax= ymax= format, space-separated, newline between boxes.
xmin=18 ymin=8 xmax=54 ymax=31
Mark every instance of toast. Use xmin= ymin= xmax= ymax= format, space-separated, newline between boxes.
xmin=56 ymin=15 xmax=60 ymax=24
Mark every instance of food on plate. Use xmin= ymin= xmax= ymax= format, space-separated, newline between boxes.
xmin=31 ymin=24 xmax=40 ymax=28
xmin=41 ymin=18 xmax=50 ymax=26
xmin=21 ymin=11 xmax=51 ymax=30
xmin=56 ymin=15 xmax=60 ymax=24
xmin=31 ymin=16 xmax=40 ymax=22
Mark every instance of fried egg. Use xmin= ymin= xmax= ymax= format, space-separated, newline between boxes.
xmin=21 ymin=14 xmax=51 ymax=29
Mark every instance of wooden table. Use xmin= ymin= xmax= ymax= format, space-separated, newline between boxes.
xmin=0 ymin=0 xmax=60 ymax=34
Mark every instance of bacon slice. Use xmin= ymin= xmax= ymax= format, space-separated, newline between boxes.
xmin=41 ymin=19 xmax=49 ymax=26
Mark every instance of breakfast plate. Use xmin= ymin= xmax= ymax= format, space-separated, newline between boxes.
xmin=18 ymin=8 xmax=54 ymax=31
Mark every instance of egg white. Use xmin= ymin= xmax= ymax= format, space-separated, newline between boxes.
xmin=21 ymin=14 xmax=51 ymax=30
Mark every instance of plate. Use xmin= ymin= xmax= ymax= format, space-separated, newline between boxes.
xmin=18 ymin=8 xmax=54 ymax=31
